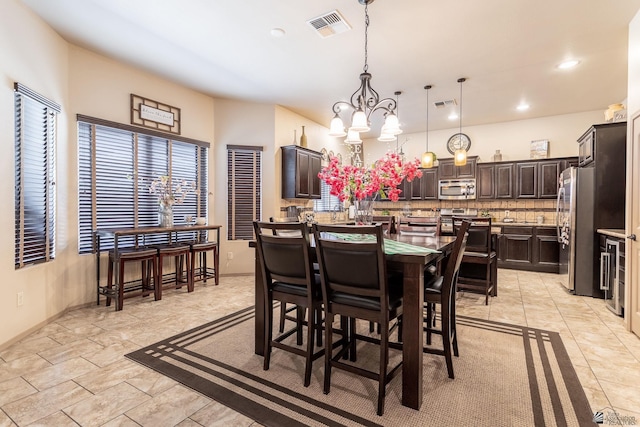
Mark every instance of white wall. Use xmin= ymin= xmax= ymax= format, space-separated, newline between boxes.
xmin=361 ymin=110 xmax=603 ymax=164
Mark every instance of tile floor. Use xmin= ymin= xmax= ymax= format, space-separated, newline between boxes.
xmin=0 ymin=270 xmax=639 ymax=426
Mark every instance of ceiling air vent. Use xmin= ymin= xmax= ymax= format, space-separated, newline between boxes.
xmin=434 ymin=99 xmax=457 ymax=109
xmin=307 ymin=10 xmax=351 ymax=38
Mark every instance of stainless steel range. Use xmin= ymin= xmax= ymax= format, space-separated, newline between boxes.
xmin=439 ymin=208 xmax=478 ymax=235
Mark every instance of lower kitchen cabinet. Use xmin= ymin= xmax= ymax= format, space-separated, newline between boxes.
xmin=497 ymin=225 xmax=559 ymax=273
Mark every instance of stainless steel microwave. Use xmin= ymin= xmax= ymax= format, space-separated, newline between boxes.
xmin=438 ymin=179 xmax=476 ymax=200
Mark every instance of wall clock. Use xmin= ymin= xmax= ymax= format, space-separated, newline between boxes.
xmin=446 ymin=133 xmax=471 ymax=154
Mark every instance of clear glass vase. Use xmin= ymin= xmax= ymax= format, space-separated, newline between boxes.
xmin=158 ymin=202 xmax=174 ymax=227
xmin=354 ymin=199 xmax=374 ymax=225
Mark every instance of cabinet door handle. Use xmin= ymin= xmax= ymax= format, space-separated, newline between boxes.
xmin=627 ymin=234 xmax=637 ymax=241
xmin=600 ymin=253 xmax=610 ymax=291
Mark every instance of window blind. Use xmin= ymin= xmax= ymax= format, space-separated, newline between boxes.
xmin=77 ymin=116 xmax=209 ymax=253
xmin=227 ymin=146 xmax=262 ymax=240
xmin=14 ymin=83 xmax=59 ymax=268
xmin=314 ymin=181 xmax=340 ymax=212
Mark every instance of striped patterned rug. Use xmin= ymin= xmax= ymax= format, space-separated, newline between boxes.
xmin=126 ymin=306 xmax=593 ymax=426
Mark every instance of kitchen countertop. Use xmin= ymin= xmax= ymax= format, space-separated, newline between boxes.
xmin=493 ymin=221 xmax=555 ymax=227
xmin=597 ymin=228 xmax=626 ymax=239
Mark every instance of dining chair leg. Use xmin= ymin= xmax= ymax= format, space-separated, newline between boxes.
xmin=442 ymin=310 xmax=454 ymax=379
xmin=117 ymin=259 xmax=125 ymax=311
xmin=315 ymin=308 xmax=323 ymax=347
xmin=303 ymin=306 xmax=315 ymax=387
xmin=279 ymin=303 xmax=287 ymax=333
xmin=377 ymin=320 xmax=389 ymax=416
xmin=106 ymin=258 xmax=114 ymax=307
xmin=263 ymin=297 xmax=273 ymax=371
xmin=152 ymin=256 xmax=160 ymax=301
xmin=323 ymin=313 xmax=333 ymax=395
xmin=296 ymin=306 xmax=304 ymax=345
xmin=349 ymin=318 xmax=357 ymax=362
xmin=213 ymin=246 xmax=220 ymax=286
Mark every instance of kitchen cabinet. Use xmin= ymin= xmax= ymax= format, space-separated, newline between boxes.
xmin=495 ymin=163 xmax=515 ymax=198
xmin=281 ymin=145 xmax=322 ymax=199
xmin=578 ymin=131 xmax=594 ymax=167
xmin=476 ymin=163 xmax=495 ymax=199
xmin=438 ymin=156 xmax=477 ymax=179
xmin=410 ymin=168 xmax=438 ymax=200
xmin=497 ymin=225 xmax=559 ymax=273
xmin=538 ymin=160 xmax=562 ymax=199
xmin=515 ymin=162 xmax=538 ymax=199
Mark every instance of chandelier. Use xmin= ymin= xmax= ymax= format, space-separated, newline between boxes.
xmin=454 ymin=77 xmax=468 ymax=166
xmin=328 ymin=0 xmax=401 ymax=141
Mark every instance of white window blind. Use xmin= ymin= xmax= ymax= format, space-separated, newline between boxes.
xmin=14 ymin=83 xmax=59 ymax=269
xmin=77 ymin=115 xmax=209 ymax=253
xmin=313 ymin=181 xmax=340 ymax=212
xmin=227 ymin=145 xmax=262 ymax=240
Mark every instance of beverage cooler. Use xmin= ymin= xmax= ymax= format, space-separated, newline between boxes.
xmin=600 ymin=238 xmax=625 ymax=316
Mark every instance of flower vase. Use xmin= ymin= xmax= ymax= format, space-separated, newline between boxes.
xmin=158 ymin=203 xmax=174 ymax=227
xmin=354 ymin=199 xmax=374 ymax=225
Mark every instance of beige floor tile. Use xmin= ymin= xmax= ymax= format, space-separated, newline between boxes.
xmin=2 ymin=381 xmax=92 ymax=426
xmin=125 ymin=384 xmax=210 ymax=427
xmin=64 ymin=382 xmax=151 ymax=426
xmin=74 ymin=359 xmax=149 ymax=394
xmin=25 ymin=411 xmax=78 ymax=427
xmin=0 ymin=355 xmax=52 ymax=383
xmin=599 ymin=379 xmax=640 ymax=414
xmin=0 ymin=338 xmax=60 ymax=363
xmin=0 ymin=410 xmax=16 ymax=427
xmin=83 ymin=341 xmax=141 ymax=368
xmin=23 ymin=357 xmax=98 ymax=391
xmin=125 ymin=369 xmax=178 ymax=396
xmin=100 ymin=415 xmax=140 ymax=427
xmin=190 ymin=401 xmax=255 ymax=427
xmin=0 ymin=377 xmax=37 ymax=407
xmin=37 ymin=339 xmax=104 ymax=365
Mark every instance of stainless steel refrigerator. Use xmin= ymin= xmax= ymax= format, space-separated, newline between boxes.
xmin=557 ymin=167 xmax=595 ymax=295
xmin=557 ymin=122 xmax=627 ymax=296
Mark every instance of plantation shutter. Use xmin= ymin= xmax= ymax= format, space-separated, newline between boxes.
xmin=14 ymin=83 xmax=59 ymax=268
xmin=227 ymin=145 xmax=262 ymax=240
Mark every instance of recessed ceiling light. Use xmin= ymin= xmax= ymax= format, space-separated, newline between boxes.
xmin=448 ymin=113 xmax=458 ymax=120
xmin=516 ymin=103 xmax=530 ymax=111
xmin=270 ymin=28 xmax=286 ymax=38
xmin=557 ymin=60 xmax=580 ymax=70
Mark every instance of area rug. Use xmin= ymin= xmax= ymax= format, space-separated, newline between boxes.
xmin=126 ymin=306 xmax=594 ymax=426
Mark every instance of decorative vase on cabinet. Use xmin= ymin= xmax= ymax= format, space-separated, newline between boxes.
xmin=158 ymin=202 xmax=174 ymax=227
xmin=300 ymin=126 xmax=307 ymax=148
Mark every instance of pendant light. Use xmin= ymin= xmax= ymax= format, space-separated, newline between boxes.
xmin=421 ymin=85 xmax=436 ymax=168
xmin=454 ymin=77 xmax=468 ymax=166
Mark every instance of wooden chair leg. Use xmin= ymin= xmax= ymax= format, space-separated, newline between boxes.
xmin=279 ymin=303 xmax=287 ymax=332
xmin=263 ymin=297 xmax=273 ymax=371
xmin=323 ymin=312 xmax=333 ymax=395
xmin=156 ymin=255 xmax=164 ymax=300
xmin=304 ymin=305 xmax=315 ymax=387
xmin=106 ymin=258 xmax=114 ymax=307
xmin=213 ymin=246 xmax=220 ymax=286
xmin=117 ymin=259 xmax=125 ymax=311
xmin=152 ymin=256 xmax=160 ymax=301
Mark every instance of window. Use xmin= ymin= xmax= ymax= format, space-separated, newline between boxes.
xmin=77 ymin=115 xmax=208 ymax=253
xmin=227 ymin=145 xmax=262 ymax=240
xmin=14 ymin=83 xmax=60 ymax=268
xmin=313 ymin=181 xmax=340 ymax=212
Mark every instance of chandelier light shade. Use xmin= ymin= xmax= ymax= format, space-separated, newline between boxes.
xmin=345 ymin=129 xmax=363 ymax=144
xmin=454 ymin=77 xmax=468 ymax=166
xmin=421 ymin=84 xmax=436 ymax=168
xmin=328 ymin=0 xmax=402 ymax=141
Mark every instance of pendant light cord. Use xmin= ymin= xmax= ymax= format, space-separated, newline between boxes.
xmin=425 ymin=85 xmax=431 ymax=151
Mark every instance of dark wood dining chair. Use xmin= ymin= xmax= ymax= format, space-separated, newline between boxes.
xmin=372 ymin=215 xmax=396 ymax=234
xmin=253 ymin=221 xmax=324 ymax=387
xmin=397 ymin=216 xmax=441 ymax=236
xmin=422 ymin=220 xmax=470 ymax=379
xmin=453 ymin=217 xmax=497 ymax=305
xmin=313 ymin=224 xmax=403 ymax=416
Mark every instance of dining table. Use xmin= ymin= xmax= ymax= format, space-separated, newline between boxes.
xmin=249 ymin=229 xmax=456 ymax=411
xmin=93 ymin=224 xmax=222 ymax=310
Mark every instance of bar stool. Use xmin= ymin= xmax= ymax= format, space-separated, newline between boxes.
xmin=155 ymin=244 xmax=193 ymax=299
xmin=190 ymin=241 xmax=219 ymax=286
xmin=106 ymin=247 xmax=159 ymax=311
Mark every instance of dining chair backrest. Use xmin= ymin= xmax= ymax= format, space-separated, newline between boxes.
xmin=453 ymin=216 xmax=491 ymax=253
xmin=269 ymin=216 xmax=303 ymax=236
xmin=253 ymin=221 xmax=315 ymax=290
xmin=312 ymin=224 xmax=388 ymax=310
xmin=443 ymin=220 xmax=470 ymax=294
xmin=372 ymin=215 xmax=396 ymax=234
xmin=398 ymin=216 xmax=441 ymax=236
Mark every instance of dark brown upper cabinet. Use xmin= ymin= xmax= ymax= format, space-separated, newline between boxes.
xmin=438 ymin=156 xmax=477 ymax=179
xmin=281 ymin=145 xmax=322 ymax=199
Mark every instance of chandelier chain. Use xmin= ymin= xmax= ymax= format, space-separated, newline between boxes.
xmin=363 ymin=3 xmax=369 ymax=73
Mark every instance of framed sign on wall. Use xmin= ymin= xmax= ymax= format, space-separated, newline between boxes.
xmin=131 ymin=94 xmax=181 ymax=134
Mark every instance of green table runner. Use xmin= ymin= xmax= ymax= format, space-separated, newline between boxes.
xmin=327 ymin=233 xmax=440 ymax=255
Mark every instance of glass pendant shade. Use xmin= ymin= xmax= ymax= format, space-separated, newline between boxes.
xmin=377 ymin=130 xmax=396 ymax=142
xmin=345 ymin=129 xmax=362 ymax=144
xmin=383 ymin=113 xmax=402 ymax=135
xmin=329 ymin=114 xmax=347 ymax=137
xmin=350 ymin=110 xmax=370 ymax=132
xmin=454 ymin=148 xmax=467 ymax=166
xmin=421 ymin=151 xmax=435 ymax=168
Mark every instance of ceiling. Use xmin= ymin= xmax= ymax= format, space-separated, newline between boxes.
xmin=21 ymin=0 xmax=640 ymax=137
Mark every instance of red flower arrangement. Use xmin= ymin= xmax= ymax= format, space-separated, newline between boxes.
xmin=318 ymin=151 xmax=422 ymax=202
